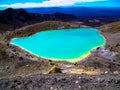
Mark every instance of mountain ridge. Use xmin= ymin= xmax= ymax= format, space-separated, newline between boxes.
xmin=0 ymin=8 xmax=120 ymax=31
xmin=25 ymin=7 xmax=120 ymax=18
xmin=0 ymin=8 xmax=78 ymax=31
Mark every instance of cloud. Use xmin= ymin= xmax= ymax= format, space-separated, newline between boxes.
xmin=0 ymin=0 xmax=106 ymax=8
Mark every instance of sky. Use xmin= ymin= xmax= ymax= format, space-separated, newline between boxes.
xmin=0 ymin=0 xmax=119 ymax=10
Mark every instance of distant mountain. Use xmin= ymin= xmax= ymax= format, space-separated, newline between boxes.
xmin=0 ymin=8 xmax=78 ymax=31
xmin=0 ymin=8 xmax=120 ymax=31
xmin=0 ymin=8 xmax=31 ymax=27
xmin=25 ymin=7 xmax=120 ymax=18
xmin=30 ymin=12 xmax=78 ymax=22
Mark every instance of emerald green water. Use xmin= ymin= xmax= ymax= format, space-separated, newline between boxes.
xmin=10 ymin=28 xmax=105 ymax=62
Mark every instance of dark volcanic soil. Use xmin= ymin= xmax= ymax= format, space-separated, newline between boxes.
xmin=0 ymin=74 xmax=120 ymax=90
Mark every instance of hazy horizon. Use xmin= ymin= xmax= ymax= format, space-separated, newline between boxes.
xmin=0 ymin=0 xmax=119 ymax=10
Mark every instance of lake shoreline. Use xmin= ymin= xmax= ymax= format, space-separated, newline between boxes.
xmin=10 ymin=28 xmax=105 ymax=63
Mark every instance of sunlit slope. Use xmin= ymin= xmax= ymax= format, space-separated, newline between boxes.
xmin=99 ymin=21 xmax=120 ymax=33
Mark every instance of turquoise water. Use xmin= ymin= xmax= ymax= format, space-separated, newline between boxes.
xmin=10 ymin=28 xmax=105 ymax=62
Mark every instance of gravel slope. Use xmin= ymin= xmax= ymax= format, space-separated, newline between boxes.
xmin=0 ymin=74 xmax=120 ymax=90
